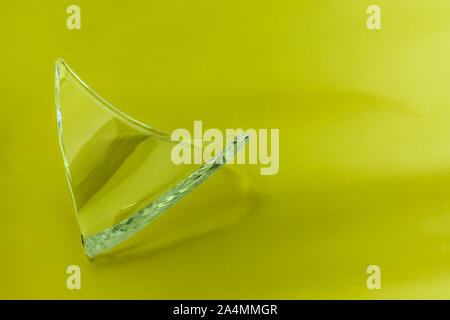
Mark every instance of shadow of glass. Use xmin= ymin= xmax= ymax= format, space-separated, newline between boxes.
xmin=89 ymin=166 xmax=256 ymax=266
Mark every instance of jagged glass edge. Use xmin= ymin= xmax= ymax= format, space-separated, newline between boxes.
xmin=55 ymin=59 xmax=249 ymax=258
xmin=82 ymin=135 xmax=248 ymax=258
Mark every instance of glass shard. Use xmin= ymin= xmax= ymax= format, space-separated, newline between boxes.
xmin=55 ymin=59 xmax=248 ymax=258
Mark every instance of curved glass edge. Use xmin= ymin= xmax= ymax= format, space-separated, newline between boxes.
xmin=82 ymin=133 xmax=249 ymax=258
xmin=56 ymin=58 xmax=171 ymax=138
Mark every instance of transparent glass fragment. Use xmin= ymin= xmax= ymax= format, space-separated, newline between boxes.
xmin=55 ymin=59 xmax=248 ymax=258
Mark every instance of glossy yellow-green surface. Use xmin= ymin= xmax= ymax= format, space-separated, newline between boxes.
xmin=1 ymin=1 xmax=450 ymax=299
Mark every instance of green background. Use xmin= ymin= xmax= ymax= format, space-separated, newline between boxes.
xmin=1 ymin=0 xmax=450 ymax=299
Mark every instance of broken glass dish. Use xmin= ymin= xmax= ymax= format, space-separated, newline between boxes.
xmin=55 ymin=59 xmax=248 ymax=258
